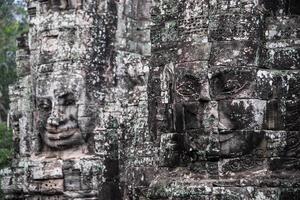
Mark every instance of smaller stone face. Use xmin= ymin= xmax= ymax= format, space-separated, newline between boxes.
xmin=35 ymin=72 xmax=88 ymax=150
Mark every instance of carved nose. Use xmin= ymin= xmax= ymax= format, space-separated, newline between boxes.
xmin=47 ymin=107 xmax=61 ymax=127
xmin=47 ymin=116 xmax=60 ymax=127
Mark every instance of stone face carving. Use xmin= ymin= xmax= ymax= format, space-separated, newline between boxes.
xmin=35 ymin=72 xmax=88 ymax=150
xmin=2 ymin=0 xmax=300 ymax=199
xmin=0 ymin=0 xmax=117 ymax=198
xmin=147 ymin=0 xmax=300 ymax=199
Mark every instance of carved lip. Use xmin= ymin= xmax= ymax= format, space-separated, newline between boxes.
xmin=46 ymin=128 xmax=79 ymax=140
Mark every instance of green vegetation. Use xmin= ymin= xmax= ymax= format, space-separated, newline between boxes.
xmin=0 ymin=123 xmax=13 ymax=168
xmin=0 ymin=0 xmax=27 ymax=196
xmin=0 ymin=0 xmax=28 ymax=122
xmin=0 ymin=123 xmax=13 ymax=197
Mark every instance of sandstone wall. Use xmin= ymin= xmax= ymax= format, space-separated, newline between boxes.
xmin=1 ymin=0 xmax=300 ymax=199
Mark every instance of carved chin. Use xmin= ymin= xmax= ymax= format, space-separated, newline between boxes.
xmin=42 ymin=129 xmax=84 ymax=149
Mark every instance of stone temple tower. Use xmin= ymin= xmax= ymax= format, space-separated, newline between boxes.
xmin=1 ymin=0 xmax=300 ymax=199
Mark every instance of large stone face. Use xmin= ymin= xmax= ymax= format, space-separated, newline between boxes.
xmin=1 ymin=0 xmax=300 ymax=199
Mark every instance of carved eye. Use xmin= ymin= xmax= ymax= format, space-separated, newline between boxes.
xmin=177 ymin=81 xmax=197 ymax=96
xmin=60 ymin=93 xmax=76 ymax=106
xmin=212 ymin=72 xmax=247 ymax=96
xmin=176 ymin=75 xmax=200 ymax=97
xmin=223 ymin=79 xmax=240 ymax=92
xmin=38 ymin=99 xmax=52 ymax=111
xmin=63 ymin=98 xmax=76 ymax=106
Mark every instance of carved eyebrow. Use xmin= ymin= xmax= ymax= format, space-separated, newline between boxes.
xmin=58 ymin=92 xmax=75 ymax=100
xmin=36 ymin=98 xmax=52 ymax=109
xmin=36 ymin=97 xmax=51 ymax=102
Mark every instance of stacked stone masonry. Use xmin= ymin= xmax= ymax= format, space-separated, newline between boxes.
xmin=1 ymin=0 xmax=300 ymax=199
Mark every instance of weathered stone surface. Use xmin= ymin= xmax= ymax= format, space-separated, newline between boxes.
xmin=1 ymin=0 xmax=300 ymax=199
xmin=219 ymin=130 xmax=266 ymax=158
xmin=218 ymin=99 xmax=266 ymax=130
xmin=31 ymin=161 xmax=63 ymax=180
xmin=210 ymin=67 xmax=257 ymax=100
xmin=210 ymin=41 xmax=260 ymax=67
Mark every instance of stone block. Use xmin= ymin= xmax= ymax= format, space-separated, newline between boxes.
xmin=219 ymin=130 xmax=266 ymax=158
xmin=175 ymin=62 xmax=210 ymax=101
xmin=29 ymin=179 xmax=64 ymax=194
xmin=254 ymin=188 xmax=280 ymax=200
xmin=285 ymin=100 xmax=300 ymax=131
xmin=219 ymin=157 xmax=265 ymax=177
xmin=264 ymin=48 xmax=300 ymax=69
xmin=210 ymin=67 xmax=256 ymax=100
xmin=279 ymin=188 xmax=300 ymax=200
xmin=160 ymin=0 xmax=181 ymax=20
xmin=27 ymin=195 xmax=66 ymax=200
xmin=210 ymin=41 xmax=261 ymax=67
xmin=38 ymin=27 xmax=93 ymax=65
xmin=188 ymin=161 xmax=207 ymax=175
xmin=178 ymin=42 xmax=212 ymax=62
xmin=178 ymin=15 xmax=209 ymax=42
xmin=1 ymin=174 xmax=15 ymax=194
xmin=286 ymin=71 xmax=300 ymax=98
xmin=206 ymin=132 xmax=220 ymax=160
xmin=210 ymin=0 xmax=259 ymax=15
xmin=202 ymin=101 xmax=219 ymax=133
xmin=212 ymin=187 xmax=255 ymax=200
xmin=181 ymin=0 xmax=209 ymax=17
xmin=218 ymin=99 xmax=266 ymax=130
xmin=137 ymin=0 xmax=152 ymax=20
xmin=266 ymin=16 xmax=300 ymax=41
xmin=185 ymin=133 xmax=210 ymax=160
xmin=257 ymin=71 xmax=300 ymax=130
xmin=269 ymin=158 xmax=300 ymax=171
xmin=209 ymin=14 xmax=261 ymax=41
xmin=283 ymin=131 xmax=300 ymax=158
xmin=263 ymin=99 xmax=285 ymax=130
xmin=32 ymin=161 xmax=63 ymax=180
xmin=124 ymin=0 xmax=138 ymax=18
xmin=183 ymin=104 xmax=200 ymax=130
xmin=265 ymin=131 xmax=287 ymax=157
xmin=210 ymin=41 xmax=260 ymax=67
xmin=127 ymin=167 xmax=156 ymax=187
xmin=148 ymin=180 xmax=213 ymax=198
xmin=256 ymin=70 xmax=287 ymax=100
xmin=174 ymin=102 xmax=204 ymax=132
xmin=159 ymin=133 xmax=185 ymax=167
xmin=16 ymin=59 xmax=30 ymax=77
xmin=64 ymin=169 xmax=81 ymax=191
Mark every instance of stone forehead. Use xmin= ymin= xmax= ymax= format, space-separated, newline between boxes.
xmin=36 ymin=62 xmax=89 ymax=74
xmin=36 ymin=10 xmax=95 ymax=31
xmin=36 ymin=71 xmax=86 ymax=97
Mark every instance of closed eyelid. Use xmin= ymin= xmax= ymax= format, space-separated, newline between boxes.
xmin=57 ymin=93 xmax=76 ymax=105
xmin=57 ymin=92 xmax=75 ymax=99
xmin=37 ymin=98 xmax=52 ymax=111
xmin=37 ymin=98 xmax=51 ymax=104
